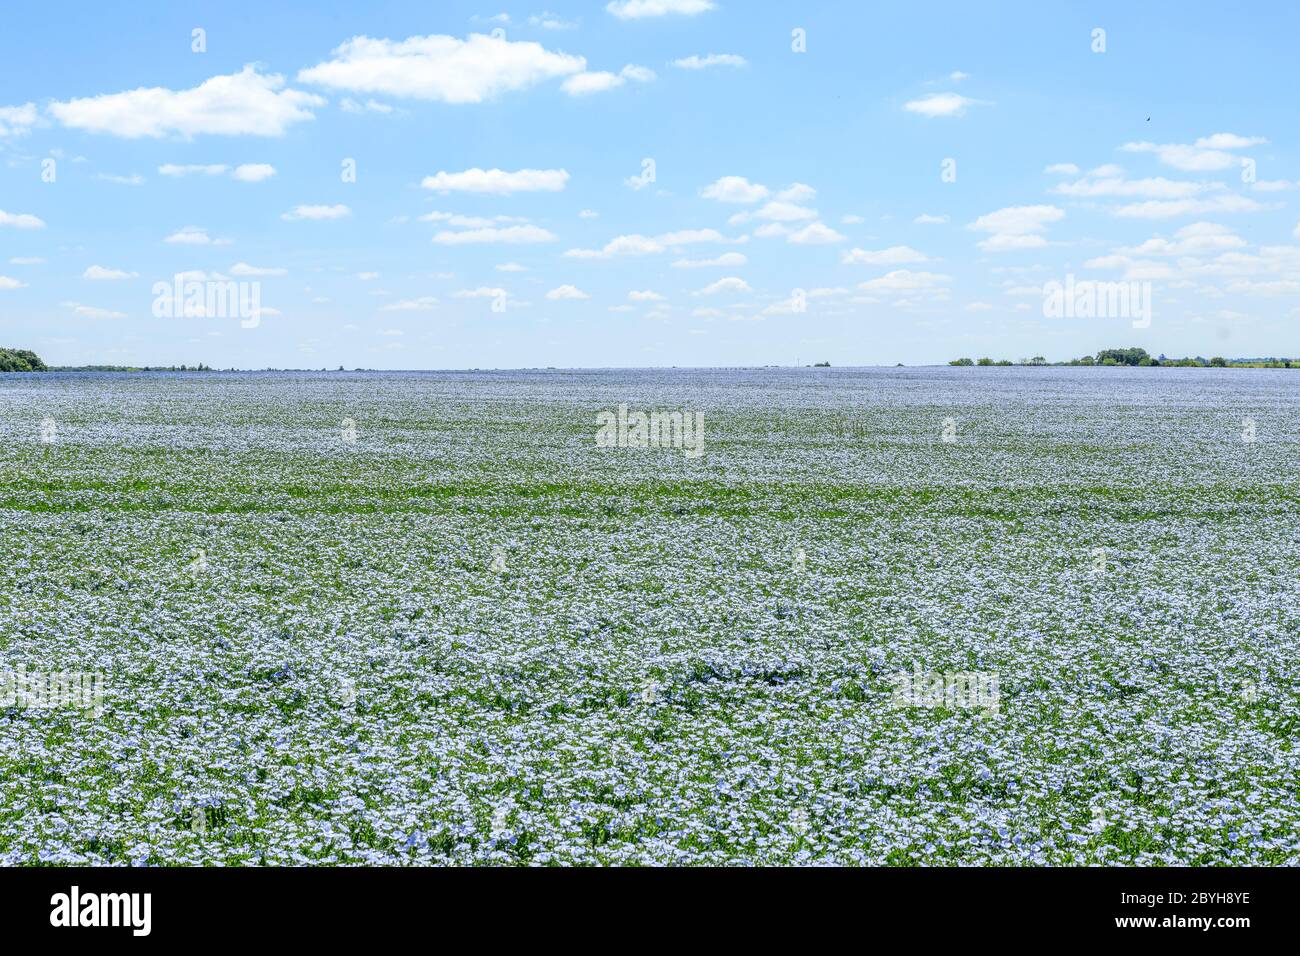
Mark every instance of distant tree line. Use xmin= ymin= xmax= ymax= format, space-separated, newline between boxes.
xmin=950 ymin=348 xmax=1297 ymax=368
xmin=0 ymin=348 xmax=47 ymax=371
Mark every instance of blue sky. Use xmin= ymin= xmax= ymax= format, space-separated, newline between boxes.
xmin=2 ymin=0 xmax=1299 ymax=368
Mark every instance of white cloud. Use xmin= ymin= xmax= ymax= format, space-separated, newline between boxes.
xmin=777 ymin=183 xmax=816 ymax=202
xmin=694 ymin=276 xmax=751 ymax=295
xmin=0 ymin=209 xmax=47 ymax=229
xmin=8 ymin=257 xmax=45 ymax=265
xmin=744 ymin=200 xmax=817 ymax=222
xmin=421 ymin=167 xmax=569 ymax=194
xmin=561 ymin=65 xmax=654 ymax=95
xmin=546 ymin=284 xmax=589 ymax=299
xmin=159 ymin=164 xmax=229 ymax=176
xmin=298 ymin=33 xmax=585 ymax=103
xmin=842 ymin=245 xmax=929 ymax=265
xmin=968 ymin=205 xmax=1064 ymax=235
xmin=1044 ymin=163 xmax=1080 ymax=175
xmin=382 ymin=297 xmax=438 ymax=311
xmin=978 ymin=234 xmax=1048 ymax=251
xmin=565 ymin=234 xmax=663 ymax=258
xmin=606 ymin=0 xmax=715 ymax=19
xmin=628 ymin=290 xmax=664 ymax=301
xmin=1112 ymin=194 xmax=1269 ymax=219
xmin=579 ymin=209 xmax=599 ymax=219
xmin=1054 ymin=174 xmax=1219 ymax=199
xmin=340 ymin=97 xmax=394 ymax=114
xmin=787 ymin=222 xmax=845 ymax=244
xmin=432 ymin=224 xmax=556 ymax=244
xmin=672 ymin=53 xmax=747 ymax=70
xmin=63 ymin=301 xmax=126 ymax=319
xmin=565 ymin=228 xmax=738 ymax=259
xmin=1195 ymin=133 xmax=1268 ymax=150
xmin=701 ymin=176 xmax=769 ymax=203
xmin=968 ymin=204 xmax=1063 ymax=250
xmin=903 ymin=92 xmax=981 ymax=117
xmin=49 ymin=66 xmax=323 ymax=138
xmin=1251 ymin=179 xmax=1300 ymax=192
xmin=232 ymin=163 xmax=276 ymax=182
xmin=0 ymin=276 xmax=26 ymax=290
xmin=672 ymin=252 xmax=747 ymax=268
xmin=164 ymin=225 xmax=215 ymax=244
xmin=856 ymin=270 xmax=951 ymax=293
xmin=282 ymin=204 xmax=351 ymax=221
xmin=530 ymin=12 xmax=578 ymax=29
xmin=357 ymin=272 xmax=380 ymax=280
xmin=454 ymin=287 xmax=508 ymax=298
xmin=1120 ymin=136 xmax=1263 ymax=172
xmin=230 ymin=262 xmax=287 ymax=276
xmin=658 ymin=228 xmax=733 ymax=245
xmin=0 ymin=103 xmax=38 ymax=137
xmin=913 ymin=213 xmax=948 ymax=224
xmin=496 ymin=262 xmax=527 ymax=272
xmin=419 ymin=211 xmax=527 ymax=227
xmin=96 ymin=173 xmax=144 ymax=185
xmin=82 ymin=265 xmax=138 ymax=280
xmin=1118 ymin=222 xmax=1247 ymax=257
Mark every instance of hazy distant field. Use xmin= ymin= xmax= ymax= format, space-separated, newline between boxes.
xmin=1 ymin=367 xmax=1297 ymax=865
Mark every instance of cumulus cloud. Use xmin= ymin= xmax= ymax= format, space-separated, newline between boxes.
xmin=0 ymin=276 xmax=26 ymax=290
xmin=229 ymin=262 xmax=288 ymax=276
xmin=672 ymin=252 xmax=747 ymax=268
xmin=164 ymin=225 xmax=218 ymax=244
xmin=159 ymin=164 xmax=229 ymax=176
xmin=546 ymin=284 xmax=590 ymax=299
xmin=1053 ymin=174 xmax=1220 ymax=199
xmin=232 ymin=163 xmax=276 ymax=182
xmin=565 ymin=234 xmax=663 ymax=258
xmin=1117 ymin=222 xmax=1247 ymax=257
xmin=453 ymin=287 xmax=508 ymax=298
xmin=63 ymin=301 xmax=127 ymax=319
xmin=0 ymin=103 xmax=38 ymax=137
xmin=0 ymin=209 xmax=47 ymax=229
xmin=565 ymin=228 xmax=737 ymax=259
xmin=903 ymin=92 xmax=982 ymax=117
xmin=1111 ymin=194 xmax=1269 ymax=219
xmin=787 ymin=222 xmax=845 ymax=244
xmin=856 ymin=270 xmax=951 ymax=293
xmin=672 ymin=53 xmax=746 ymax=69
xmin=967 ymin=204 xmax=1064 ymax=251
xmin=432 ymin=224 xmax=557 ymax=244
xmin=913 ymin=214 xmax=949 ymax=224
xmin=382 ymin=297 xmax=438 ymax=311
xmin=1120 ymin=134 xmax=1264 ymax=172
xmin=298 ymin=33 xmax=585 ymax=103
xmin=281 ymin=204 xmax=351 ymax=221
xmin=606 ymin=0 xmax=715 ymax=19
xmin=421 ymin=167 xmax=569 ymax=194
xmin=842 ymin=245 xmax=929 ymax=265
xmin=82 ymin=265 xmax=138 ymax=280
xmin=701 ymin=176 xmax=769 ymax=203
xmin=561 ymin=64 xmax=655 ymax=95
xmin=49 ymin=66 xmax=323 ymax=138
xmin=694 ymin=276 xmax=751 ymax=295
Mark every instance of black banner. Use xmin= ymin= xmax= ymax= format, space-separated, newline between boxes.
xmin=0 ymin=866 xmax=1283 ymax=942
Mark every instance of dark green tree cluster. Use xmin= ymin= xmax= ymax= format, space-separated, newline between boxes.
xmin=0 ymin=348 xmax=47 ymax=371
